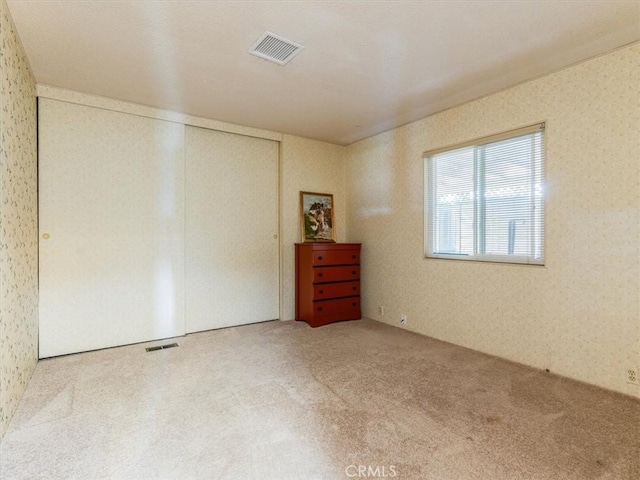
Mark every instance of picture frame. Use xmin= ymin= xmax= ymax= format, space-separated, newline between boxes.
xmin=300 ymin=191 xmax=335 ymax=243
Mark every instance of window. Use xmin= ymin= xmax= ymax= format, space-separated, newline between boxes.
xmin=424 ymin=123 xmax=545 ymax=265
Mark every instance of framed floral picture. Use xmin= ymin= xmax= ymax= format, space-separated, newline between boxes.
xmin=300 ymin=191 xmax=335 ymax=242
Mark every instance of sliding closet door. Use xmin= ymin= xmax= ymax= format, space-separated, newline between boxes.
xmin=38 ymin=99 xmax=186 ymax=358
xmin=186 ymin=126 xmax=279 ymax=333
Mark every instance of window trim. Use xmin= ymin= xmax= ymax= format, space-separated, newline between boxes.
xmin=423 ymin=123 xmax=544 ymax=158
xmin=423 ymin=122 xmax=545 ymax=266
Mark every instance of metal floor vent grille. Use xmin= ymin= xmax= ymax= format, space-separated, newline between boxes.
xmin=146 ymin=343 xmax=178 ymax=352
xmin=249 ymin=31 xmax=304 ymax=65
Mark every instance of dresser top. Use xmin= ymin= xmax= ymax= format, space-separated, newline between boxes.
xmin=295 ymin=242 xmax=361 ymax=251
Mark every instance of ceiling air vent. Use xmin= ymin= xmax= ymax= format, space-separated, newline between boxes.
xmin=249 ymin=31 xmax=304 ymax=65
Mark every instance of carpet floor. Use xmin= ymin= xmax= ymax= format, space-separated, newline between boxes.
xmin=1 ymin=318 xmax=638 ymax=479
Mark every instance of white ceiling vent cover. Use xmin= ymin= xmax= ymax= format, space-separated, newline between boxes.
xmin=249 ymin=31 xmax=304 ymax=65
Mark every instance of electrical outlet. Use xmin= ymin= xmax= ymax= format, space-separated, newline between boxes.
xmin=378 ymin=306 xmax=384 ymax=317
xmin=400 ymin=314 xmax=407 ymax=325
xmin=627 ymin=367 xmax=639 ymax=385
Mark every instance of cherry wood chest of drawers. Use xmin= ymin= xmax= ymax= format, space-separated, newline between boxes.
xmin=295 ymin=243 xmax=361 ymax=327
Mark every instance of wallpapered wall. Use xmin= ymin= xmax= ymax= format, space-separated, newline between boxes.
xmin=0 ymin=0 xmax=38 ymax=439
xmin=280 ymin=135 xmax=346 ymax=321
xmin=345 ymin=43 xmax=640 ymax=397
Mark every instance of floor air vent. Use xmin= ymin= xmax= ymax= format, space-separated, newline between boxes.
xmin=146 ymin=343 xmax=178 ymax=352
xmin=249 ymin=31 xmax=304 ymax=65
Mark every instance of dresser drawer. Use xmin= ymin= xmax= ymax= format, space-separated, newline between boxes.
xmin=312 ymin=250 xmax=360 ymax=266
xmin=313 ymin=266 xmax=360 ymax=283
xmin=313 ymin=281 xmax=360 ymax=300
xmin=314 ymin=297 xmax=360 ymax=317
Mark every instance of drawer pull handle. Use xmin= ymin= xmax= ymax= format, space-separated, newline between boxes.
xmin=352 ymin=286 xmax=357 ymax=291
xmin=318 ymin=307 xmax=323 ymax=312
xmin=352 ymin=302 xmax=357 ymax=307
xmin=319 ymin=290 xmax=324 ymax=294
xmin=318 ymin=256 xmax=323 ymax=260
xmin=352 ymin=255 xmax=356 ymax=259
xmin=318 ymin=273 xmax=323 ymax=278
xmin=352 ymin=271 xmax=356 ymax=275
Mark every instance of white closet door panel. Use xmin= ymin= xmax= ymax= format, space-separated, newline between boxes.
xmin=39 ymin=99 xmax=185 ymax=358
xmin=186 ymin=126 xmax=279 ymax=333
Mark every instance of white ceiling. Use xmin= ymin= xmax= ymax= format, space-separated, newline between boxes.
xmin=6 ymin=0 xmax=640 ymax=145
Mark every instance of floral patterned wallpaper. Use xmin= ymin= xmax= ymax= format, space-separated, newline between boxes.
xmin=280 ymin=134 xmax=346 ymax=321
xmin=346 ymin=43 xmax=640 ymax=397
xmin=0 ymin=0 xmax=38 ymax=439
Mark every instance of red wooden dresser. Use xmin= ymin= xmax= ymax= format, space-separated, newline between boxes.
xmin=295 ymin=243 xmax=361 ymax=327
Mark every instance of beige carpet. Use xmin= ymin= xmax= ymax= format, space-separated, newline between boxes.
xmin=1 ymin=319 xmax=638 ymax=479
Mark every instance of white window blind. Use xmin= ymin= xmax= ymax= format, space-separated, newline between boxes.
xmin=424 ymin=123 xmax=545 ymax=265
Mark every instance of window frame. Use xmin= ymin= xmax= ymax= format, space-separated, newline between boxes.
xmin=424 ymin=123 xmax=545 ymax=266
